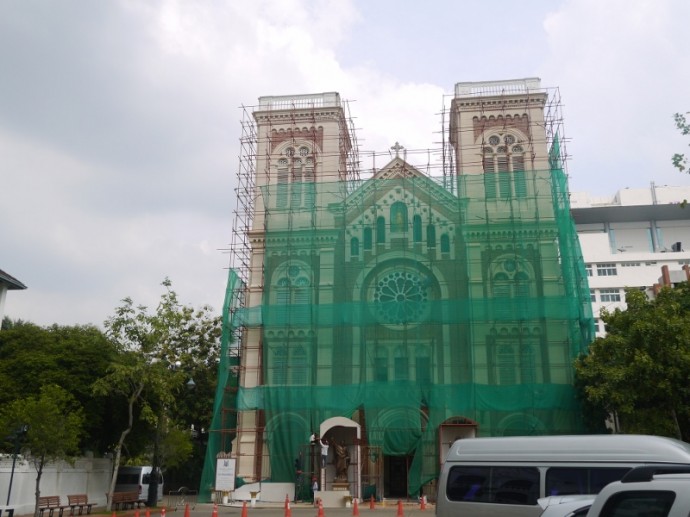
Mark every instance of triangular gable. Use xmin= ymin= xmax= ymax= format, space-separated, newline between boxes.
xmin=341 ymin=158 xmax=458 ymax=222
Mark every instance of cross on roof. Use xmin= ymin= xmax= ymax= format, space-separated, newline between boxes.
xmin=391 ymin=141 xmax=404 ymax=158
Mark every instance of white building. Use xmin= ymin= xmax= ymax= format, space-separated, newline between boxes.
xmin=572 ymin=183 xmax=690 ymax=336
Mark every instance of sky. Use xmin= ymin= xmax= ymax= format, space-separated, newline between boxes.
xmin=2 ymin=0 xmax=690 ymax=327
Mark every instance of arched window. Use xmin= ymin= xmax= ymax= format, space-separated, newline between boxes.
xmin=272 ymin=263 xmax=312 ymax=324
xmin=363 ymin=227 xmax=373 ymax=250
xmin=350 ymin=237 xmax=359 ymax=257
xmin=376 ymin=216 xmax=386 ymax=244
xmin=490 ymin=257 xmax=534 ymax=301
xmin=482 ymin=133 xmax=528 ymax=200
xmin=426 ymin=224 xmax=436 ymax=249
xmin=275 ymin=145 xmax=316 ymax=209
xmin=413 ymin=215 xmax=423 ymax=242
xmin=390 ymin=202 xmax=408 ymax=233
xmin=441 ymin=234 xmax=450 ymax=253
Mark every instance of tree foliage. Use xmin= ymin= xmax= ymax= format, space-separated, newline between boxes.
xmin=673 ymin=112 xmax=689 ymax=174
xmin=95 ymin=278 xmax=221 ymax=507
xmin=0 ymin=384 xmax=85 ymax=517
xmin=575 ymin=283 xmax=690 ymax=439
xmin=0 ymin=321 xmax=119 ymax=453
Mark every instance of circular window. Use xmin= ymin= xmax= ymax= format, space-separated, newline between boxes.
xmin=512 ymin=145 xmax=523 ymax=153
xmin=488 ymin=135 xmax=500 ymax=146
xmin=373 ymin=270 xmax=429 ymax=326
xmin=285 ymin=147 xmax=295 ymax=157
xmin=299 ymin=146 xmax=309 ymax=156
xmin=504 ymin=135 xmax=515 ymax=145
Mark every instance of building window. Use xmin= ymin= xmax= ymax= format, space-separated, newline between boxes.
xmin=394 ymin=347 xmax=408 ymax=381
xmin=416 ymin=348 xmax=431 ymax=384
xmin=597 ymin=263 xmax=617 ymax=276
xmin=375 ymin=348 xmax=388 ymax=382
xmin=482 ymin=132 xmax=528 ymax=199
xmin=390 ymin=202 xmax=408 ymax=233
xmin=363 ymin=227 xmax=373 ymax=250
xmin=497 ymin=344 xmax=516 ymax=385
xmin=274 ymin=145 xmax=315 ymax=209
xmin=585 ymin=264 xmax=593 ymax=277
xmin=599 ymin=288 xmax=621 ymax=302
xmin=350 ymin=237 xmax=359 ymax=257
xmin=270 ymin=344 xmax=308 ymax=385
xmin=441 ymin=234 xmax=450 ymax=253
xmin=273 ymin=263 xmax=312 ymax=324
xmin=427 ymin=224 xmax=436 ymax=248
xmin=413 ymin=215 xmax=423 ymax=242
xmin=272 ymin=348 xmax=287 ymax=384
xmin=376 ymin=216 xmax=386 ymax=243
xmin=590 ymin=289 xmax=596 ymax=302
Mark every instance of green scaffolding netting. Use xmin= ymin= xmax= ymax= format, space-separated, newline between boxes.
xmin=201 ymin=166 xmax=594 ymax=499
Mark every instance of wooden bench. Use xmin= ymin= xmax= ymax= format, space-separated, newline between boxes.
xmin=110 ymin=491 xmax=144 ymax=510
xmin=38 ymin=496 xmax=66 ymax=517
xmin=67 ymin=495 xmax=93 ymax=515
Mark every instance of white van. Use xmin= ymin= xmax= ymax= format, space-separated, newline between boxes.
xmin=436 ymin=435 xmax=690 ymax=517
xmin=114 ymin=465 xmax=164 ymax=503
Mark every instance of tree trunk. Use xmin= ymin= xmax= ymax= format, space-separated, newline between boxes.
xmin=106 ymin=382 xmax=144 ymax=511
xmin=33 ymin=455 xmax=45 ymax=517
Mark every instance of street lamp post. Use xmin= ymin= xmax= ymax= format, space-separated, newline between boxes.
xmin=146 ymin=361 xmax=196 ymax=508
xmin=6 ymin=424 xmax=29 ymax=506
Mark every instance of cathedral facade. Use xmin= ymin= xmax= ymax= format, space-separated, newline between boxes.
xmin=203 ymin=78 xmax=593 ymax=501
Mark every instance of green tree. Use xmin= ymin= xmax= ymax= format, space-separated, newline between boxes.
xmin=0 ymin=384 xmax=84 ymax=517
xmin=575 ymin=284 xmax=690 ymax=439
xmin=95 ymin=278 xmax=221 ymax=508
xmin=673 ymin=112 xmax=689 ymax=174
xmin=0 ymin=321 xmax=120 ymax=454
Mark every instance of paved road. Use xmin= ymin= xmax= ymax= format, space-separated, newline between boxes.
xmin=163 ymin=502 xmax=434 ymax=517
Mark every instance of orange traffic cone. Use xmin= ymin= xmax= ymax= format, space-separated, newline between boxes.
xmin=146 ymin=509 xmax=151 ymax=517
xmin=396 ymin=500 xmax=403 ymax=517
xmin=134 ymin=510 xmax=140 ymax=517
xmin=420 ymin=496 xmax=426 ymax=511
xmin=161 ymin=508 xmax=166 ymax=517
xmin=112 ymin=512 xmax=117 ymax=517
xmin=285 ymin=501 xmax=291 ymax=517
xmin=317 ymin=498 xmax=325 ymax=517
xmin=212 ymin=503 xmax=218 ymax=517
xmin=369 ymin=495 xmax=375 ymax=510
xmin=184 ymin=504 xmax=191 ymax=517
xmin=241 ymin=501 xmax=248 ymax=517
xmin=352 ymin=498 xmax=360 ymax=516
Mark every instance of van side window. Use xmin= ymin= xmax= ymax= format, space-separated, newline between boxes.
xmin=599 ymin=490 xmax=675 ymax=517
xmin=546 ymin=468 xmax=631 ymax=496
xmin=446 ymin=466 xmax=539 ymax=505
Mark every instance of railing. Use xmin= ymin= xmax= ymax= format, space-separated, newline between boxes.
xmin=455 ymin=78 xmax=542 ymax=97
xmin=166 ymin=488 xmax=197 ymax=510
xmin=257 ymin=92 xmax=341 ymax=110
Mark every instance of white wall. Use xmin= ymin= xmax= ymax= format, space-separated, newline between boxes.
xmin=0 ymin=456 xmax=112 ymax=516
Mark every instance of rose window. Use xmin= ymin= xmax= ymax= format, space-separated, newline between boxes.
xmin=373 ymin=270 xmax=429 ymax=325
